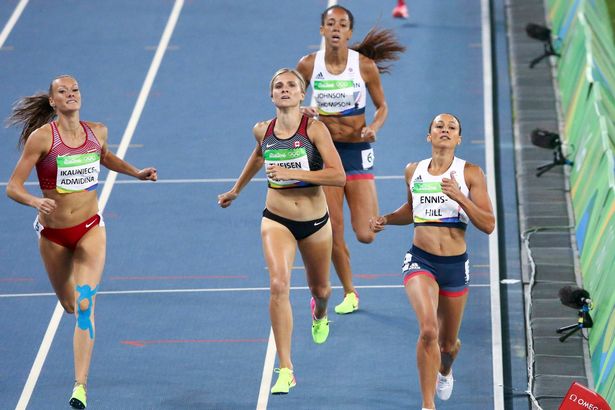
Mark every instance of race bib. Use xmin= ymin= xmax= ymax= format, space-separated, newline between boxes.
xmin=361 ymin=148 xmax=374 ymax=170
xmin=56 ymin=153 xmax=100 ymax=193
xmin=313 ymin=80 xmax=358 ymax=115
xmin=264 ymin=148 xmax=310 ymax=188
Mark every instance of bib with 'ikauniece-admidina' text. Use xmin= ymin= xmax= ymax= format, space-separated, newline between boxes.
xmin=56 ymin=152 xmax=100 ymax=193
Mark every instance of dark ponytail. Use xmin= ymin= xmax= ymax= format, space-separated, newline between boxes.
xmin=6 ymin=92 xmax=55 ymax=149
xmin=351 ymin=27 xmax=406 ymax=74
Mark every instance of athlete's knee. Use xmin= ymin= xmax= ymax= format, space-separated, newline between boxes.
xmin=78 ymin=297 xmax=92 ymax=313
xmin=355 ymin=229 xmax=375 ymax=244
xmin=269 ymin=275 xmax=290 ymax=297
xmin=75 ymin=284 xmax=98 ymax=339
xmin=310 ymin=283 xmax=331 ymax=301
xmin=440 ymin=338 xmax=461 ymax=355
xmin=331 ymin=236 xmax=349 ymax=254
xmin=326 ymin=208 xmax=342 ymax=227
xmin=60 ymin=299 xmax=75 ymax=314
xmin=418 ymin=324 xmax=439 ymax=346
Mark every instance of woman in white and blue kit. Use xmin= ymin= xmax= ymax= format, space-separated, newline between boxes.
xmin=218 ymin=68 xmax=345 ymax=395
xmin=296 ymin=5 xmax=405 ymax=315
xmin=370 ymin=113 xmax=495 ymax=410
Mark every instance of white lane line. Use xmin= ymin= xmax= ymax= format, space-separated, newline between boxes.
xmin=15 ymin=1 xmax=185 ymax=409
xmin=0 ymin=283 xmax=492 ymax=299
xmin=15 ymin=304 xmax=64 ymax=409
xmin=0 ymin=175 xmax=405 ymax=186
xmin=256 ymin=328 xmax=277 ymax=410
xmin=481 ymin=0 xmax=505 ymax=408
xmin=0 ymin=0 xmax=28 ymax=49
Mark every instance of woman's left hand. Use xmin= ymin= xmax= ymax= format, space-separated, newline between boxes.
xmin=360 ymin=126 xmax=377 ymax=142
xmin=266 ymin=165 xmax=291 ymax=181
xmin=441 ymin=171 xmax=462 ymax=201
xmin=369 ymin=215 xmax=387 ymax=232
xmin=137 ymin=167 xmax=158 ymax=181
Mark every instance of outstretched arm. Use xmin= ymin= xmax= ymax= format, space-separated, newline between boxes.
xmin=370 ymin=162 xmax=416 ymax=232
xmin=370 ymin=202 xmax=413 ymax=232
xmin=218 ymin=122 xmax=267 ymax=208
xmin=96 ymin=123 xmax=157 ymax=181
xmin=101 ymin=150 xmax=157 ymax=180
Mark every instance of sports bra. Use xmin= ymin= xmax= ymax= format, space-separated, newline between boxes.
xmin=310 ymin=49 xmax=366 ymax=117
xmin=410 ymin=157 xmax=469 ymax=230
xmin=36 ymin=121 xmax=102 ymax=193
xmin=261 ymin=115 xmax=323 ymax=189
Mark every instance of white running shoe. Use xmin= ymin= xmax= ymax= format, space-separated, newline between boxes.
xmin=436 ymin=370 xmax=454 ymax=400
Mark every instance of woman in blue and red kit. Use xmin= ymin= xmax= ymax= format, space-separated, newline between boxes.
xmin=6 ymin=75 xmax=157 ymax=409
xmin=370 ymin=114 xmax=495 ymax=409
xmin=296 ymin=5 xmax=405 ymax=315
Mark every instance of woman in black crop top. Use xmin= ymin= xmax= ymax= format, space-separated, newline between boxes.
xmin=218 ymin=68 xmax=345 ymax=395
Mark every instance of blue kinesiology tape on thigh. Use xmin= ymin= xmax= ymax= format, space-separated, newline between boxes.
xmin=76 ymin=284 xmax=98 ymax=339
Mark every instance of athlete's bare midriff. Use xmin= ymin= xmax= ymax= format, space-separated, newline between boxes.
xmin=413 ymin=225 xmax=467 ymax=256
xmin=320 ymin=115 xmax=367 ymax=143
xmin=265 ymin=186 xmax=328 ymax=221
xmin=39 ymin=190 xmax=99 ymax=228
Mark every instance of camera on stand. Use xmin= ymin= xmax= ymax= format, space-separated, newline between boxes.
xmin=525 ymin=23 xmax=560 ymax=68
xmin=530 ymin=128 xmax=574 ymax=177
xmin=556 ymin=286 xmax=593 ymax=342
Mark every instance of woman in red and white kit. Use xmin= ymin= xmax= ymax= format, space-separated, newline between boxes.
xmin=6 ymin=75 xmax=157 ymax=409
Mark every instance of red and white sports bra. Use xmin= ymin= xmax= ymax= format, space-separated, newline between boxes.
xmin=36 ymin=121 xmax=102 ymax=192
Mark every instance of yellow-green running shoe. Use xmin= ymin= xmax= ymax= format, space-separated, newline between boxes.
xmin=311 ymin=297 xmax=330 ymax=344
xmin=69 ymin=384 xmax=87 ymax=409
xmin=334 ymin=291 xmax=359 ymax=314
xmin=270 ymin=367 xmax=296 ymax=394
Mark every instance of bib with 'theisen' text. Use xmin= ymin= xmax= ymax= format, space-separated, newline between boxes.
xmin=264 ymin=148 xmax=310 ymax=188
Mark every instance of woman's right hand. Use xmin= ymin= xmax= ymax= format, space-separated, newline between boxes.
xmin=34 ymin=197 xmax=57 ymax=215
xmin=369 ymin=215 xmax=387 ymax=232
xmin=300 ymin=106 xmax=319 ymax=117
xmin=217 ymin=191 xmax=238 ymax=208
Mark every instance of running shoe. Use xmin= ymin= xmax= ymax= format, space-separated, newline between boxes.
xmin=270 ymin=367 xmax=296 ymax=394
xmin=334 ymin=291 xmax=359 ymax=314
xmin=69 ymin=384 xmax=87 ymax=409
xmin=436 ymin=370 xmax=454 ymax=400
xmin=392 ymin=3 xmax=409 ymax=19
xmin=310 ymin=297 xmax=330 ymax=344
